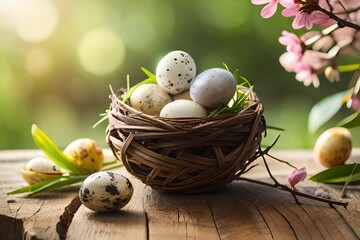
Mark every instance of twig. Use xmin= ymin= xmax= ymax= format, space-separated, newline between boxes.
xmin=316 ymin=6 xmax=360 ymax=30
xmin=238 ymin=177 xmax=348 ymax=208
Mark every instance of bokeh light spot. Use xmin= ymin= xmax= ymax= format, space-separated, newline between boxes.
xmin=25 ymin=47 xmax=53 ymax=76
xmin=13 ymin=0 xmax=58 ymax=42
xmin=78 ymin=28 xmax=125 ymax=76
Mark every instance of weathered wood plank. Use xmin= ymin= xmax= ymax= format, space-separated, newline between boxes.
xmin=1 ymin=149 xmax=360 ymax=240
xmin=143 ymin=188 xmax=220 ymax=240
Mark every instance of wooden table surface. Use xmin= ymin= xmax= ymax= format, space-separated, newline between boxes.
xmin=1 ymin=149 xmax=360 ymax=240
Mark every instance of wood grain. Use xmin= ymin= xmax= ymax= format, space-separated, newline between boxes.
xmin=1 ymin=149 xmax=360 ymax=240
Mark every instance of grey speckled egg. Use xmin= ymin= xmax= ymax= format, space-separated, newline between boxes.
xmin=79 ymin=171 xmax=134 ymax=212
xmin=156 ymin=50 xmax=196 ymax=94
xmin=190 ymin=68 xmax=236 ymax=109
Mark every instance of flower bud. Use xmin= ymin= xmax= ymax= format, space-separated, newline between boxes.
xmin=324 ymin=66 xmax=340 ymax=82
xmin=288 ymin=167 xmax=307 ymax=187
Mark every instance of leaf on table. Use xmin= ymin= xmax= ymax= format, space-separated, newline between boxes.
xmin=337 ymin=112 xmax=360 ymax=129
xmin=7 ymin=175 xmax=86 ymax=196
xmin=31 ymin=124 xmax=89 ymax=175
xmin=309 ymin=163 xmax=360 ymax=184
xmin=308 ymin=90 xmax=349 ymax=133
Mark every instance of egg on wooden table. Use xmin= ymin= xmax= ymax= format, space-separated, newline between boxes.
xmin=79 ymin=171 xmax=134 ymax=212
xmin=160 ymin=100 xmax=208 ymax=118
xmin=130 ymin=84 xmax=172 ymax=116
xmin=190 ymin=68 xmax=236 ymax=109
xmin=63 ymin=138 xmax=104 ymax=173
xmin=313 ymin=127 xmax=352 ymax=168
xmin=156 ymin=50 xmax=196 ymax=94
xmin=21 ymin=157 xmax=62 ymax=185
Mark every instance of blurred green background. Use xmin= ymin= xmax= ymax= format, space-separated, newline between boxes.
xmin=0 ymin=0 xmax=359 ymax=150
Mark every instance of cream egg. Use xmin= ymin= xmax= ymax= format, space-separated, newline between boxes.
xmin=130 ymin=84 xmax=172 ymax=116
xmin=160 ymin=100 xmax=207 ymax=118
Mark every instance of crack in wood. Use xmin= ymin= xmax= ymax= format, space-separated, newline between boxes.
xmin=56 ymin=196 xmax=82 ymax=240
xmin=203 ymin=196 xmax=221 ymax=240
xmin=142 ymin=193 xmax=150 ymax=240
xmin=333 ymin=206 xmax=360 ymax=239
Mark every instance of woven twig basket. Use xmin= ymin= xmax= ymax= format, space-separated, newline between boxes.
xmin=106 ymin=88 xmax=267 ymax=193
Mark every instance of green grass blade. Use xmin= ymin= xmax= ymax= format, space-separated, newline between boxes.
xmin=7 ymin=177 xmax=63 ymax=195
xmin=28 ymin=177 xmax=85 ymax=196
xmin=31 ymin=124 xmax=89 ymax=175
xmin=121 ymin=76 xmax=156 ymax=103
xmin=141 ymin=67 xmax=155 ymax=78
xmin=309 ymin=163 xmax=360 ymax=183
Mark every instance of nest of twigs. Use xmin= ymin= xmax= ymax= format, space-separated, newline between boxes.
xmin=106 ymin=88 xmax=267 ymax=193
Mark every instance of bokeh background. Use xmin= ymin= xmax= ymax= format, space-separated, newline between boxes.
xmin=0 ymin=0 xmax=359 ymax=150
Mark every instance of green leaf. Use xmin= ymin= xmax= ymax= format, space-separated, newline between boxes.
xmin=7 ymin=176 xmax=63 ymax=195
xmin=308 ymin=90 xmax=349 ymax=133
xmin=337 ymin=112 xmax=360 ymax=129
xmin=309 ymin=163 xmax=360 ymax=183
xmin=141 ymin=67 xmax=155 ymax=78
xmin=31 ymin=124 xmax=89 ymax=175
xmin=7 ymin=175 xmax=87 ymax=196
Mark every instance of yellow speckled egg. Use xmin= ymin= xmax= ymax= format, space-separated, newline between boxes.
xmin=63 ymin=138 xmax=104 ymax=173
xmin=313 ymin=127 xmax=352 ymax=168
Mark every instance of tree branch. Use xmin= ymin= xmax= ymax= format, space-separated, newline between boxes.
xmin=238 ymin=177 xmax=348 ymax=208
xmin=317 ymin=6 xmax=360 ymax=31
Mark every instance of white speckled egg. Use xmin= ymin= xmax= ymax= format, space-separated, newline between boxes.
xmin=130 ymin=84 xmax=172 ymax=116
xmin=156 ymin=50 xmax=196 ymax=94
xmin=22 ymin=157 xmax=62 ymax=185
xmin=160 ymin=100 xmax=208 ymax=118
xmin=313 ymin=127 xmax=352 ymax=168
xmin=79 ymin=171 xmax=134 ymax=212
xmin=190 ymin=68 xmax=236 ymax=109
xmin=24 ymin=157 xmax=61 ymax=173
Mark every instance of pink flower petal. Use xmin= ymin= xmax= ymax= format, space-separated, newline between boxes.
xmin=260 ymin=0 xmax=278 ymax=18
xmin=288 ymin=167 xmax=307 ymax=187
xmin=281 ymin=5 xmax=298 ymax=17
xmin=251 ymin=0 xmax=270 ymax=5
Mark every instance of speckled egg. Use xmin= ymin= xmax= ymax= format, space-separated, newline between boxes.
xmin=63 ymin=138 xmax=104 ymax=173
xmin=130 ymin=84 xmax=172 ymax=116
xmin=313 ymin=127 xmax=352 ymax=168
xmin=79 ymin=171 xmax=134 ymax=212
xmin=160 ymin=100 xmax=208 ymax=118
xmin=156 ymin=50 xmax=196 ymax=94
xmin=190 ymin=68 xmax=236 ymax=109
xmin=22 ymin=157 xmax=62 ymax=185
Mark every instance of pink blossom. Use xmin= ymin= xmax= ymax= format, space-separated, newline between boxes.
xmin=251 ymin=0 xmax=287 ymax=18
xmin=282 ymin=2 xmax=313 ymax=29
xmin=279 ymin=47 xmax=332 ymax=88
xmin=288 ymin=167 xmax=307 ymax=187
xmin=281 ymin=0 xmax=330 ymax=30
xmin=295 ymin=67 xmax=320 ymax=87
xmin=279 ymin=31 xmax=304 ymax=54
xmin=279 ymin=51 xmax=301 ymax=72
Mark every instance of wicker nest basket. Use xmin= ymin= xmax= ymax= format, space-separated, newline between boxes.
xmin=106 ymin=88 xmax=267 ymax=193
